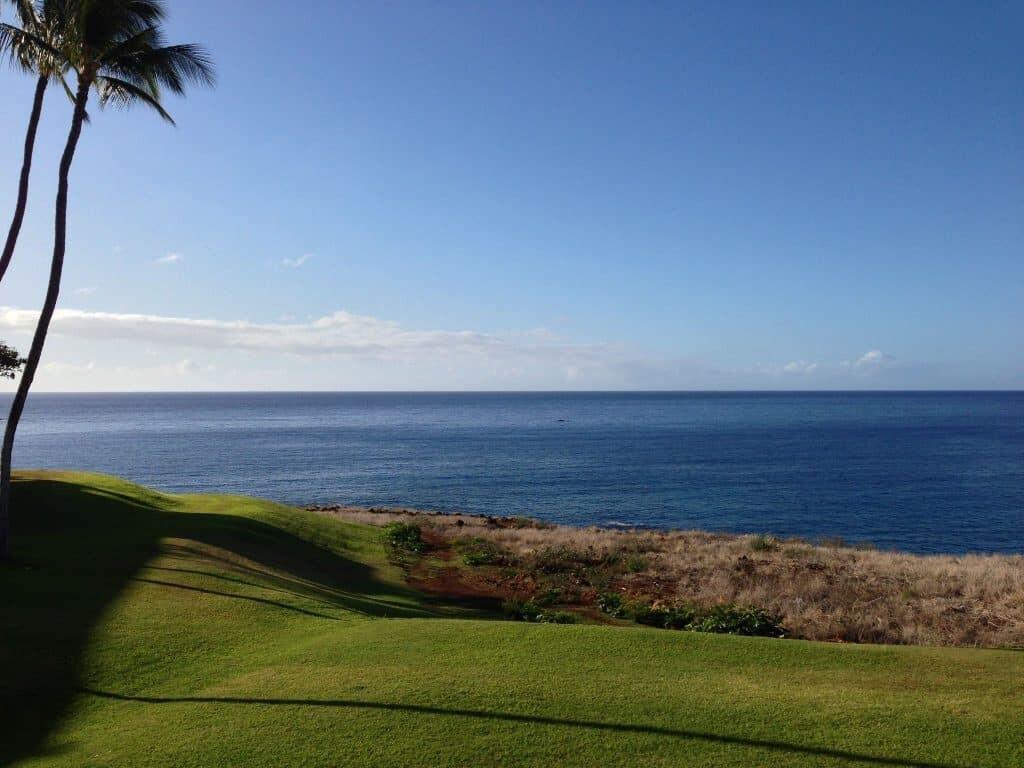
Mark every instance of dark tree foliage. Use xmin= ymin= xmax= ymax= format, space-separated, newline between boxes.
xmin=0 ymin=342 xmax=25 ymax=379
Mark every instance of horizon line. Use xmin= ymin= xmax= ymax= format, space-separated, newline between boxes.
xmin=4 ymin=389 xmax=1022 ymax=396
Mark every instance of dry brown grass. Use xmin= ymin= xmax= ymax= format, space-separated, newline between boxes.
xmin=312 ymin=505 xmax=1024 ymax=648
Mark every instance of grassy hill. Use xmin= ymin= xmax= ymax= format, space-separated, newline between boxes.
xmin=1 ymin=472 xmax=1021 ymax=767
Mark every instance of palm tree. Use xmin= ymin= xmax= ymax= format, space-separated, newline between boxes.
xmin=0 ymin=0 xmax=213 ymax=559
xmin=0 ymin=0 xmax=69 ymax=284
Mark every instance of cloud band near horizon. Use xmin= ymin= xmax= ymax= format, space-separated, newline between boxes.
xmin=0 ymin=306 xmax=601 ymax=360
xmin=0 ymin=305 xmax=918 ymax=390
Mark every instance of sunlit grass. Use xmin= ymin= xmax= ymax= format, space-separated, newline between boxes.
xmin=2 ymin=472 xmax=1021 ymax=767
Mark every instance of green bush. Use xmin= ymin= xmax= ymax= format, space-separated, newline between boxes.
xmin=536 ymin=588 xmax=563 ymax=607
xmin=535 ymin=543 xmax=620 ymax=572
xmin=626 ymin=601 xmax=782 ymax=636
xmin=596 ymin=592 xmax=625 ymax=617
xmin=456 ymin=537 xmax=510 ymax=566
xmin=531 ymin=545 xmax=585 ymax=573
xmin=749 ymin=534 xmax=778 ymax=552
xmin=690 ymin=605 xmax=785 ymax=637
xmin=502 ymin=598 xmax=579 ymax=625
xmin=632 ymin=603 xmax=698 ymax=629
xmin=383 ymin=522 xmax=425 ymax=554
xmin=632 ymin=604 xmax=670 ymax=627
xmin=539 ymin=611 xmax=579 ymax=624
xmin=625 ymin=553 xmax=649 ymax=573
xmin=662 ymin=603 xmax=698 ymax=630
xmin=502 ymin=598 xmax=542 ymax=622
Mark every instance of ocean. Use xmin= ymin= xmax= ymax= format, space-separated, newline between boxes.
xmin=5 ymin=391 xmax=1022 ymax=554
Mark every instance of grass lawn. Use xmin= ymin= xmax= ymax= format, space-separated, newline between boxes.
xmin=2 ymin=471 xmax=1021 ymax=767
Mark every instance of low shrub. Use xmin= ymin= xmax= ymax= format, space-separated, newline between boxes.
xmin=384 ymin=522 xmax=425 ymax=554
xmin=625 ymin=553 xmax=649 ymax=573
xmin=536 ymin=588 xmax=563 ymax=607
xmin=539 ymin=611 xmax=579 ymax=624
xmin=542 ymin=542 xmax=629 ymax=571
xmin=503 ymin=598 xmax=542 ymax=622
xmin=627 ymin=601 xmax=782 ymax=636
xmin=632 ymin=602 xmax=698 ymax=630
xmin=596 ymin=592 xmax=625 ymax=617
xmin=633 ymin=604 xmax=670 ymax=627
xmin=662 ymin=603 xmax=698 ymax=630
xmin=531 ymin=545 xmax=591 ymax=573
xmin=749 ymin=534 xmax=778 ymax=552
xmin=503 ymin=598 xmax=579 ymax=624
xmin=690 ymin=605 xmax=785 ymax=637
xmin=455 ymin=537 xmax=510 ymax=566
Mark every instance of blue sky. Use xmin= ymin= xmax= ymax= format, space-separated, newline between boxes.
xmin=0 ymin=1 xmax=1021 ymax=390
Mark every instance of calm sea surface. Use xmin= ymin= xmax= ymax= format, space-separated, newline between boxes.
xmin=4 ymin=392 xmax=1022 ymax=554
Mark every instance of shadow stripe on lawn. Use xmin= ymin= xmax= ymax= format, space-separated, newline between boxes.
xmin=79 ymin=687 xmax=961 ymax=768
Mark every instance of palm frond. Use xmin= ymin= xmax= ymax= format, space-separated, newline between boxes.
xmin=8 ymin=0 xmax=40 ymax=27
xmin=125 ymin=0 xmax=166 ymax=26
xmin=75 ymin=0 xmax=166 ymax=50
xmin=95 ymin=73 xmax=174 ymax=124
xmin=96 ymin=22 xmax=163 ymax=61
xmin=101 ymin=41 xmax=214 ymax=95
xmin=0 ymin=22 xmax=31 ymax=72
xmin=0 ymin=0 xmax=72 ymax=77
xmin=29 ymin=0 xmax=212 ymax=126
xmin=0 ymin=20 xmax=63 ymax=73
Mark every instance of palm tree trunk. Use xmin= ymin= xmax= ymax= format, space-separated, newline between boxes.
xmin=0 ymin=74 xmax=90 ymax=560
xmin=0 ymin=74 xmax=48 ymax=284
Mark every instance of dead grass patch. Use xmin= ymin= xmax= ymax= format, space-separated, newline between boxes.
xmin=309 ymin=504 xmax=1024 ymax=647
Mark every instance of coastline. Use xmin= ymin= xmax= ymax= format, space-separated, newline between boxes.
xmin=309 ymin=503 xmax=1024 ymax=648
xmin=9 ymin=391 xmax=1022 ymax=555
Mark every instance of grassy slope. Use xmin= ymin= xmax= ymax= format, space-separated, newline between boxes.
xmin=1 ymin=472 xmax=1021 ymax=768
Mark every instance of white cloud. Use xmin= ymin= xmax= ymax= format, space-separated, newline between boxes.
xmin=41 ymin=360 xmax=96 ymax=375
xmin=38 ymin=357 xmax=203 ymax=385
xmin=0 ymin=306 xmax=604 ymax=361
xmin=856 ymin=349 xmax=891 ymax=367
xmin=781 ymin=360 xmax=819 ymax=374
xmin=282 ymin=253 xmax=311 ymax=269
xmin=176 ymin=358 xmax=200 ymax=375
xmin=154 ymin=252 xmax=183 ymax=265
xmin=842 ymin=349 xmax=894 ymax=370
xmin=1 ymin=306 xmax=949 ymax=391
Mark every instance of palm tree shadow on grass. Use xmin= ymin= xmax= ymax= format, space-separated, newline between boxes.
xmin=0 ymin=477 xmax=485 ymax=765
xmin=76 ymin=688 xmax=963 ymax=768
xmin=0 ymin=477 xmax=968 ymax=768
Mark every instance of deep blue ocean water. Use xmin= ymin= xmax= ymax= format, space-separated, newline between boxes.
xmin=5 ymin=391 xmax=1022 ymax=554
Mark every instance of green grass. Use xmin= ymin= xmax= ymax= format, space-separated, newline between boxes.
xmin=2 ymin=472 xmax=1021 ymax=767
